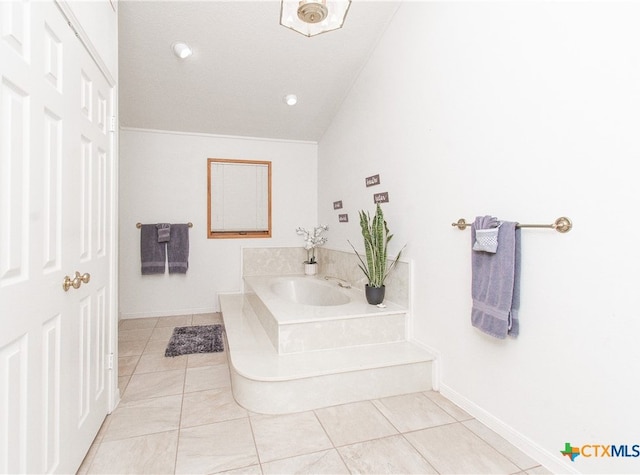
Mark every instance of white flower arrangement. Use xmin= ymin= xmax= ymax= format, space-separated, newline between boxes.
xmin=295 ymin=225 xmax=328 ymax=264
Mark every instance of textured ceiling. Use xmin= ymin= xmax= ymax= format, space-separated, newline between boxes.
xmin=118 ymin=1 xmax=401 ymax=142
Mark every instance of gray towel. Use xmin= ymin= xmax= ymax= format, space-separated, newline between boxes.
xmin=156 ymin=223 xmax=171 ymax=243
xmin=140 ymin=224 xmax=166 ymax=274
xmin=167 ymin=224 xmax=189 ymax=274
xmin=471 ymin=216 xmax=521 ymax=338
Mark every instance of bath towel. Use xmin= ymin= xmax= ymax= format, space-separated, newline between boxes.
xmin=156 ymin=223 xmax=171 ymax=243
xmin=140 ymin=224 xmax=166 ymax=274
xmin=167 ymin=223 xmax=189 ymax=274
xmin=471 ymin=216 xmax=521 ymax=338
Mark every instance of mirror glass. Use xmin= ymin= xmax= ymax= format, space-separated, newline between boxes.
xmin=207 ymin=158 xmax=272 ymax=239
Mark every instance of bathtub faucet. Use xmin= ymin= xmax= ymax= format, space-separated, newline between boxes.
xmin=324 ymin=275 xmax=351 ymax=289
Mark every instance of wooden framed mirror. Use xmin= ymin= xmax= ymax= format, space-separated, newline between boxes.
xmin=207 ymin=158 xmax=272 ymax=239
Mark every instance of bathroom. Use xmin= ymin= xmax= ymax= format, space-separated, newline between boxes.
xmin=114 ymin=2 xmax=640 ymax=473
xmin=0 ymin=0 xmax=632 ymax=473
xmin=115 ymin=2 xmax=640 ymax=474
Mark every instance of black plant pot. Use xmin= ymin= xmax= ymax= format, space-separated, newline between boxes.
xmin=365 ymin=285 xmax=385 ymax=305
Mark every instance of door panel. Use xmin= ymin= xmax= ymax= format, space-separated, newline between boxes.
xmin=0 ymin=1 xmax=114 ymax=473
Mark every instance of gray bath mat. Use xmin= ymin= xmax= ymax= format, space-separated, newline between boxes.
xmin=164 ymin=324 xmax=224 ymax=357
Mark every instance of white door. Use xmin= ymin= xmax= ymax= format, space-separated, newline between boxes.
xmin=0 ymin=1 xmax=115 ymax=473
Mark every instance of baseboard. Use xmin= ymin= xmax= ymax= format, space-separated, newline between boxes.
xmin=119 ymin=306 xmax=217 ymax=319
xmin=439 ymin=383 xmax=578 ymax=474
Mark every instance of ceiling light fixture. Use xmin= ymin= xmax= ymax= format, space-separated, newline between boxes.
xmin=172 ymin=42 xmax=193 ymax=59
xmin=283 ymin=94 xmax=298 ymax=106
xmin=280 ymin=0 xmax=351 ymax=37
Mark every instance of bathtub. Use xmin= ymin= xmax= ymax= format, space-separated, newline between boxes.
xmin=269 ymin=276 xmax=350 ymax=306
xmin=243 ymin=274 xmax=407 ymax=354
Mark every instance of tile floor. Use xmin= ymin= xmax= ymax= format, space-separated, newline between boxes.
xmin=77 ymin=314 xmax=551 ymax=474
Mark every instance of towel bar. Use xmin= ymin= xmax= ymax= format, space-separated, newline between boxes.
xmin=452 ymin=217 xmax=572 ymax=233
xmin=136 ymin=222 xmax=193 ymax=228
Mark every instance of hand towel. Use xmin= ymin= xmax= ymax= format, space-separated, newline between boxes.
xmin=167 ymin=224 xmax=189 ymax=274
xmin=471 ymin=216 xmax=521 ymax=338
xmin=140 ymin=224 xmax=166 ymax=274
xmin=156 ymin=223 xmax=171 ymax=243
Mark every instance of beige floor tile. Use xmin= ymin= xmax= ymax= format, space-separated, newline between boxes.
xmin=119 ymin=317 xmax=158 ymax=331
xmin=423 ymin=390 xmax=473 ymax=421
xmin=187 ymin=351 xmax=228 ymax=368
xmin=216 ymin=465 xmax=262 ymax=474
xmin=338 ymin=434 xmax=437 ymax=474
xmin=525 ymin=465 xmax=554 ymax=474
xmin=372 ymin=392 xmax=456 ymax=432
xmin=184 ymin=364 xmax=231 ymax=393
xmin=192 ymin=312 xmax=223 ymax=325
xmin=150 ymin=326 xmax=176 ymax=341
xmin=250 ymin=411 xmax=333 ymax=463
xmin=117 ymin=375 xmax=131 ymax=397
xmin=261 ymin=449 xmax=350 ymax=474
xmin=315 ymin=400 xmax=398 ymax=447
xmin=122 ymin=369 xmax=185 ymax=402
xmin=181 ymin=388 xmax=248 ymax=428
xmin=135 ymin=352 xmax=188 ymax=374
xmin=155 ymin=314 xmax=193 ymax=327
xmin=88 ymin=430 xmax=178 ymax=474
xmin=463 ymin=418 xmax=539 ymax=470
xmin=118 ymin=339 xmax=148 ymax=357
xmin=175 ymin=418 xmax=258 ymax=474
xmin=144 ymin=338 xmax=170 ymax=355
xmin=103 ymin=394 xmax=182 ymax=441
xmin=404 ymin=422 xmax=520 ymax=474
xmin=118 ymin=355 xmax=140 ymax=376
xmin=118 ymin=327 xmax=153 ymax=342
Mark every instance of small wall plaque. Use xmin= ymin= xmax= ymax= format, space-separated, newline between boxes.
xmin=373 ymin=192 xmax=389 ymax=204
xmin=365 ymin=174 xmax=380 ymax=187
xmin=338 ymin=214 xmax=349 ymax=223
xmin=333 ymin=200 xmax=343 ymax=210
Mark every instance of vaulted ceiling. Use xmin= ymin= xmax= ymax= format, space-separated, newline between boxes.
xmin=118 ymin=1 xmax=401 ymax=142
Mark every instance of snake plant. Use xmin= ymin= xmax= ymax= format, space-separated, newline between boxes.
xmin=348 ymin=204 xmax=404 ymax=288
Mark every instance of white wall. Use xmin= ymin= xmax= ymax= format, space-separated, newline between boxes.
xmin=318 ymin=2 xmax=640 ymax=474
xmin=119 ymin=129 xmax=317 ymax=317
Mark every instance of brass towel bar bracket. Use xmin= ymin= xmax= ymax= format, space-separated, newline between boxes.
xmin=452 ymin=217 xmax=572 ymax=233
xmin=136 ymin=222 xmax=193 ymax=228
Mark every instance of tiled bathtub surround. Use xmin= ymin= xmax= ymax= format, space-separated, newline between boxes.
xmin=241 ymin=247 xmax=409 ymax=307
xmin=242 ymin=247 xmax=308 ymax=277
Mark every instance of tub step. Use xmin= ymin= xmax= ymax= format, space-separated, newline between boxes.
xmin=220 ymin=293 xmax=435 ymax=414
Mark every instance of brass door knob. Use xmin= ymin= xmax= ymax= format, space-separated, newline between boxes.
xmin=62 ymin=275 xmax=73 ymax=292
xmin=62 ymin=271 xmax=91 ymax=292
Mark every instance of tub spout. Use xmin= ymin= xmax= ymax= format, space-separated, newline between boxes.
xmin=324 ymin=275 xmax=351 ymax=289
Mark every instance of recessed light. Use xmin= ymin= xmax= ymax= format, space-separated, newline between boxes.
xmin=172 ymin=42 xmax=192 ymax=59
xmin=284 ymin=94 xmax=298 ymax=106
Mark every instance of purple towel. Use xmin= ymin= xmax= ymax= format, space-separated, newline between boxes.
xmin=167 ymin=224 xmax=189 ymax=274
xmin=471 ymin=216 xmax=521 ymax=338
xmin=156 ymin=223 xmax=171 ymax=243
xmin=140 ymin=224 xmax=166 ymax=274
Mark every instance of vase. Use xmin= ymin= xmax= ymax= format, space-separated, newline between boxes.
xmin=304 ymin=263 xmax=318 ymax=276
xmin=365 ymin=284 xmax=385 ymax=305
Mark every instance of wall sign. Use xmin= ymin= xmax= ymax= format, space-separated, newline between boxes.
xmin=333 ymin=200 xmax=343 ymax=210
xmin=373 ymin=192 xmax=389 ymax=203
xmin=365 ymin=174 xmax=380 ymax=187
xmin=338 ymin=214 xmax=349 ymax=222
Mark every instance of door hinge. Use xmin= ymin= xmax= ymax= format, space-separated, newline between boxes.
xmin=109 ymin=116 xmax=116 ymax=132
xmin=108 ymin=353 xmax=114 ymax=370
